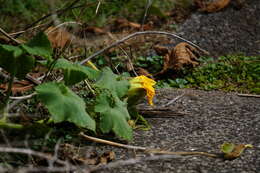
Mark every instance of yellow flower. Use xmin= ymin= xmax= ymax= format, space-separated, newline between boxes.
xmin=128 ymin=75 xmax=156 ymax=105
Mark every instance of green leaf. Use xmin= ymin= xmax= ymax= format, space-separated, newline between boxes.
xmin=221 ymin=142 xmax=253 ymax=160
xmin=95 ymin=67 xmax=130 ymax=98
xmin=21 ymin=32 xmax=52 ymax=60
xmin=54 ymin=58 xmax=100 ymax=85
xmin=95 ymin=92 xmax=132 ymax=140
xmin=0 ymin=44 xmax=34 ymax=78
xmin=221 ymin=142 xmax=235 ymax=154
xmin=35 ymin=82 xmax=95 ymax=131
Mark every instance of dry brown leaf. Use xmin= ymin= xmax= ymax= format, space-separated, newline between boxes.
xmin=45 ymin=27 xmax=73 ymax=49
xmin=99 ymin=151 xmax=116 ymax=164
xmin=114 ymin=18 xmax=152 ymax=31
xmin=195 ymin=0 xmax=231 ymax=12
xmin=171 ymin=42 xmax=200 ymax=70
xmin=136 ymin=67 xmax=154 ymax=79
xmin=0 ymin=80 xmax=34 ymax=95
xmin=153 ymin=45 xmax=169 ymax=56
xmin=155 ymin=42 xmax=200 ymax=76
xmin=83 ymin=26 xmax=106 ymax=34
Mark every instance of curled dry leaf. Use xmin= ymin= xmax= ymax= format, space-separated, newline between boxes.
xmin=155 ymin=42 xmax=200 ymax=76
xmin=82 ymin=26 xmax=106 ymax=35
xmin=114 ymin=18 xmax=152 ymax=31
xmin=195 ymin=0 xmax=231 ymax=12
xmin=45 ymin=27 xmax=73 ymax=49
xmin=136 ymin=67 xmax=154 ymax=79
xmin=0 ymin=80 xmax=34 ymax=95
xmin=172 ymin=42 xmax=200 ymax=70
xmin=153 ymin=45 xmax=169 ymax=56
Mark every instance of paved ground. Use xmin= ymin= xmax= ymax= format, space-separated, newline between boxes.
xmin=177 ymin=0 xmax=260 ymax=57
xmin=92 ymin=88 xmax=260 ymax=173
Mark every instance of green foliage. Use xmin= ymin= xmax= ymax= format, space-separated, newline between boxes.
xmin=95 ymin=93 xmax=132 ymax=140
xmin=35 ymin=82 xmax=96 ymax=131
xmin=136 ymin=55 xmax=164 ymax=73
xmin=221 ymin=142 xmax=235 ymax=154
xmin=53 ymin=58 xmax=100 ymax=85
xmin=94 ymin=68 xmax=132 ymax=140
xmin=95 ymin=67 xmax=130 ymax=98
xmin=221 ymin=142 xmax=253 ymax=160
xmin=157 ymin=55 xmax=260 ymax=94
xmin=21 ymin=32 xmax=53 ymax=61
xmin=0 ymin=32 xmax=52 ymax=79
xmin=0 ymin=44 xmax=34 ymax=79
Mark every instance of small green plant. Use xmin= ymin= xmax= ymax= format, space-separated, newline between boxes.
xmin=157 ymin=55 xmax=260 ymax=94
xmin=136 ymin=55 xmax=164 ymax=73
xmin=0 ymin=32 xmax=156 ymax=140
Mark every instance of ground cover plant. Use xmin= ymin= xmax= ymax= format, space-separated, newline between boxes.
xmin=156 ymin=55 xmax=260 ymax=94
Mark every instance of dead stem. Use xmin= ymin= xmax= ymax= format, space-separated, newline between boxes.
xmin=79 ymin=132 xmax=218 ymax=158
xmin=80 ymin=31 xmax=210 ymax=65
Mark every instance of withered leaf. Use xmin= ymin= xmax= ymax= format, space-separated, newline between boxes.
xmin=155 ymin=42 xmax=200 ymax=76
xmin=195 ymin=0 xmax=231 ymax=12
xmin=45 ymin=27 xmax=73 ymax=49
xmin=171 ymin=42 xmax=200 ymax=70
xmin=136 ymin=67 xmax=154 ymax=79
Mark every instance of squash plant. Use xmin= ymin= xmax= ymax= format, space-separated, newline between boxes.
xmin=0 ymin=32 xmax=155 ymax=140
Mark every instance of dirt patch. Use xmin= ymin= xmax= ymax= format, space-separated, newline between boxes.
xmin=176 ymin=0 xmax=260 ymax=57
xmin=93 ymin=88 xmax=260 ymax=173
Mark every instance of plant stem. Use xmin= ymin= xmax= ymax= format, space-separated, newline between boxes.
xmin=4 ymin=72 xmax=15 ymax=106
xmin=1 ymin=72 xmax=15 ymax=119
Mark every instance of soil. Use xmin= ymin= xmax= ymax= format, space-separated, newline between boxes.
xmin=95 ymin=88 xmax=260 ymax=173
xmin=176 ymin=0 xmax=260 ymax=57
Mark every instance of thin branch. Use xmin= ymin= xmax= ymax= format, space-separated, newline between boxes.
xmin=79 ymin=132 xmax=147 ymax=151
xmin=15 ymin=0 xmax=82 ymax=38
xmin=79 ymin=132 xmax=218 ymax=158
xmin=107 ymin=32 xmax=138 ymax=76
xmin=46 ymin=21 xmax=82 ymax=35
xmin=237 ymin=93 xmax=260 ymax=98
xmin=141 ymin=0 xmax=152 ymax=31
xmin=9 ymin=24 xmax=47 ymax=36
xmin=90 ymin=154 xmax=182 ymax=172
xmin=0 ymin=147 xmax=70 ymax=166
xmin=9 ymin=93 xmax=36 ymax=100
xmin=0 ymin=27 xmax=21 ymax=44
xmin=80 ymin=31 xmax=210 ymax=65
xmin=163 ymin=93 xmax=185 ymax=107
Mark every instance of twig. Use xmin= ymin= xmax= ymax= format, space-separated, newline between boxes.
xmin=141 ymin=0 xmax=152 ymax=31
xmin=0 ymin=147 xmax=71 ymax=166
xmin=79 ymin=132 xmax=147 ymax=151
xmin=163 ymin=93 xmax=185 ymax=107
xmin=46 ymin=21 xmax=82 ymax=35
xmin=0 ymin=27 xmax=21 ymax=44
xmin=79 ymin=132 xmax=218 ymax=158
xmin=8 ymin=24 xmax=46 ymax=36
xmin=9 ymin=92 xmax=36 ymax=100
xmin=107 ymin=32 xmax=138 ymax=76
xmin=237 ymin=93 xmax=260 ymax=98
xmin=80 ymin=31 xmax=210 ymax=65
xmin=95 ymin=0 xmax=102 ymax=14
xmin=90 ymin=154 xmax=182 ymax=172
xmin=15 ymin=0 xmax=82 ymax=38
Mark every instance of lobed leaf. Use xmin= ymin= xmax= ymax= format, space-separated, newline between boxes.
xmin=21 ymin=32 xmax=52 ymax=60
xmin=95 ymin=67 xmax=130 ymax=98
xmin=95 ymin=92 xmax=132 ymax=140
xmin=0 ymin=44 xmax=34 ymax=78
xmin=54 ymin=58 xmax=100 ymax=85
xmin=35 ymin=82 xmax=95 ymax=131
